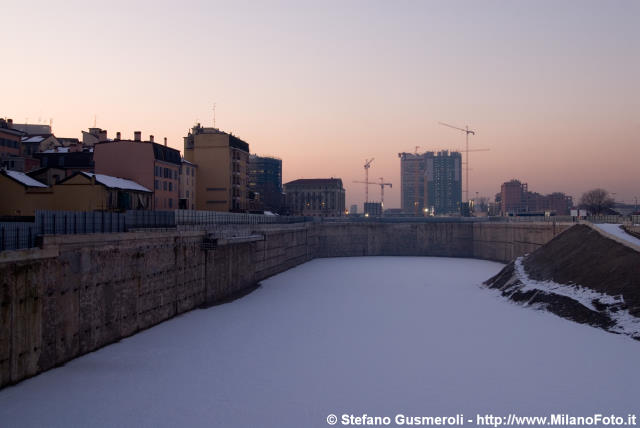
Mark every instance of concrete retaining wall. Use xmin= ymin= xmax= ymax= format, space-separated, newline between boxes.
xmin=0 ymin=221 xmax=570 ymax=388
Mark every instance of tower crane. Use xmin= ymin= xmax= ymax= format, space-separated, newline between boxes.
xmin=352 ymin=177 xmax=392 ymax=208
xmin=363 ymin=158 xmax=374 ymax=202
xmin=438 ymin=122 xmax=487 ymax=203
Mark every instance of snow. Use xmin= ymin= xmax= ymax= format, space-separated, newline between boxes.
xmin=21 ymin=135 xmax=45 ymax=143
xmin=1 ymin=257 xmax=639 ymax=428
xmin=81 ymin=172 xmax=151 ymax=192
xmin=513 ymin=257 xmax=640 ymax=338
xmin=42 ymin=147 xmax=69 ymax=153
xmin=4 ymin=170 xmax=47 ymax=187
xmin=593 ymin=223 xmax=640 ymax=248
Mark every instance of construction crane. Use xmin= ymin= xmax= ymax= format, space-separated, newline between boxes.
xmin=438 ymin=122 xmax=487 ymax=203
xmin=353 ymin=177 xmax=392 ymax=207
xmin=363 ymin=158 xmax=375 ymax=202
xmin=377 ymin=177 xmax=392 ymax=208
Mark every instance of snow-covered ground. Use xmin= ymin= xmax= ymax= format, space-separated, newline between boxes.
xmin=1 ymin=257 xmax=639 ymax=428
xmin=594 ymin=223 xmax=640 ymax=248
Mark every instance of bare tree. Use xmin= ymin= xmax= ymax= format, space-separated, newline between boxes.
xmin=579 ymin=188 xmax=615 ymax=215
xmin=474 ymin=196 xmax=489 ymax=213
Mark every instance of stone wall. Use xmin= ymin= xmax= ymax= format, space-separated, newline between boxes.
xmin=0 ymin=221 xmax=571 ymax=388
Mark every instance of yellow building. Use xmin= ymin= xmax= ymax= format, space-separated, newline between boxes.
xmin=183 ymin=124 xmax=249 ymax=212
xmin=0 ymin=170 xmax=151 ymax=216
xmin=54 ymin=172 xmax=152 ymax=211
xmin=0 ymin=169 xmax=53 ymax=216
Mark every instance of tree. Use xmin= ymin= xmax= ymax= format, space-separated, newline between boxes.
xmin=474 ymin=196 xmax=489 ymax=213
xmin=579 ymin=188 xmax=615 ymax=215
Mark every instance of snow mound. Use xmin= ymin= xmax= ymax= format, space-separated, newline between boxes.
xmin=485 ymin=224 xmax=640 ymax=340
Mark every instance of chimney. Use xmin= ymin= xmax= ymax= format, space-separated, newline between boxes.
xmin=149 ymin=135 xmax=154 ymax=143
xmin=99 ymin=130 xmax=107 ymax=142
xmin=7 ymin=119 xmax=13 ymax=128
xmin=134 ymin=131 xmax=141 ymax=142
xmin=164 ymin=137 xmax=167 ymax=146
xmin=116 ymin=131 xmax=121 ymax=141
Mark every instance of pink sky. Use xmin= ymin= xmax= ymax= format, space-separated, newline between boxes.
xmin=2 ymin=0 xmax=638 ymax=209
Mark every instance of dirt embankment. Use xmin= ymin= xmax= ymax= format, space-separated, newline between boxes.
xmin=484 ymin=224 xmax=640 ymax=339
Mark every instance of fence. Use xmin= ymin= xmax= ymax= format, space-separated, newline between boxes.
xmin=35 ymin=210 xmax=127 ymax=235
xmin=125 ymin=210 xmax=175 ymax=229
xmin=174 ymin=210 xmax=311 ymax=226
xmin=0 ymin=222 xmax=37 ymax=251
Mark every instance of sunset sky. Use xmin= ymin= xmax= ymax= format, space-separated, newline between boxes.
xmin=2 ymin=0 xmax=639 ymax=209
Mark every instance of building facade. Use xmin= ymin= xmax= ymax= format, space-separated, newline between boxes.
xmin=398 ymin=152 xmax=426 ymax=214
xmin=184 ymin=124 xmax=250 ymax=212
xmin=284 ymin=178 xmax=345 ymax=217
xmin=424 ymin=150 xmax=462 ymax=215
xmin=94 ymin=132 xmax=181 ymax=210
xmin=179 ymin=159 xmax=197 ymax=210
xmin=399 ymin=150 xmax=462 ymax=215
xmin=248 ymin=155 xmax=282 ymax=213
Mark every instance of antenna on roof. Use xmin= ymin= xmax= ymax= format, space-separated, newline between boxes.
xmin=213 ymin=103 xmax=216 ymax=128
xmin=93 ymin=115 xmax=97 ymax=127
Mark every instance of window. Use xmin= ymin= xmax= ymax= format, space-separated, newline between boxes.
xmin=169 ymin=199 xmax=172 ymax=208
xmin=169 ymin=182 xmax=172 ymax=191
xmin=186 ymin=190 xmax=189 ymax=198
xmin=155 ymin=180 xmax=159 ymax=190
xmin=174 ymin=170 xmax=178 ymax=180
xmin=163 ymin=181 xmax=167 ymax=191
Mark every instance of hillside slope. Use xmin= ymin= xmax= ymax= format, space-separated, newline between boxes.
xmin=485 ymin=224 xmax=640 ymax=339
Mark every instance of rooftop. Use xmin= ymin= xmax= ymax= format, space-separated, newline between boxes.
xmin=3 ymin=169 xmax=48 ymax=188
xmin=80 ymin=172 xmax=151 ymax=192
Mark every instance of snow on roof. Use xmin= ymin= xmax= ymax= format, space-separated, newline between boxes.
xmin=4 ymin=170 xmax=48 ymax=187
xmin=42 ymin=147 xmax=70 ymax=153
xmin=81 ymin=172 xmax=151 ymax=192
xmin=22 ymin=135 xmax=46 ymax=143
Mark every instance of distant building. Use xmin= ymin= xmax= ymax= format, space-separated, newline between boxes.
xmin=501 ymin=179 xmax=527 ymax=215
xmin=350 ymin=204 xmax=358 ymax=214
xmin=10 ymin=123 xmax=51 ymax=135
xmin=284 ymin=178 xmax=345 ymax=217
xmin=364 ymin=202 xmax=382 ymax=216
xmin=21 ymin=134 xmax=59 ymax=156
xmin=184 ymin=124 xmax=250 ymax=212
xmin=249 ymin=155 xmax=282 ymax=213
xmin=424 ymin=150 xmax=462 ymax=215
xmin=82 ymin=128 xmax=108 ymax=146
xmin=94 ymin=132 xmax=181 ymax=210
xmin=0 ymin=119 xmax=23 ymax=158
xmin=398 ymin=152 xmax=426 ymax=214
xmin=179 ymin=159 xmax=197 ymax=210
xmin=0 ymin=119 xmax=40 ymax=173
xmin=500 ymin=179 xmax=572 ymax=215
xmin=34 ymin=150 xmax=94 ymax=178
xmin=399 ymin=150 xmax=462 ymax=215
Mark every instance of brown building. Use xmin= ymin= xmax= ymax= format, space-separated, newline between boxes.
xmin=184 ymin=124 xmax=250 ymax=212
xmin=284 ymin=178 xmax=345 ymax=217
xmin=500 ymin=179 xmax=572 ymax=215
xmin=0 ymin=119 xmax=23 ymax=157
xmin=94 ymin=132 xmax=181 ymax=210
xmin=501 ymin=179 xmax=527 ymax=215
